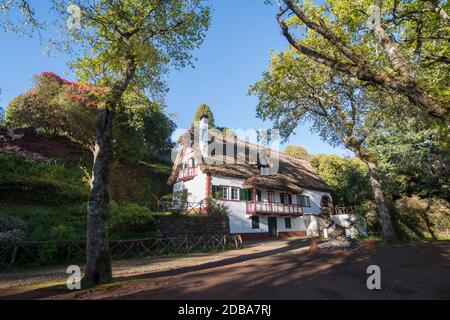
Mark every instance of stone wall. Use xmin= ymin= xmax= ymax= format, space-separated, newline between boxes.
xmin=155 ymin=215 xmax=230 ymax=238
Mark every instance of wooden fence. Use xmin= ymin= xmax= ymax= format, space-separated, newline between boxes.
xmin=150 ymin=200 xmax=209 ymax=214
xmin=334 ymin=206 xmax=355 ymax=215
xmin=0 ymin=235 xmax=243 ymax=269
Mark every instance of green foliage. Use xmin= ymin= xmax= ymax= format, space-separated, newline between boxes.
xmin=5 ymin=72 xmax=99 ymax=146
xmin=311 ymin=154 xmax=372 ymax=206
xmin=107 ymin=201 xmax=156 ymax=239
xmin=0 ymin=0 xmax=40 ymax=33
xmin=283 ymin=144 xmax=311 ymax=160
xmin=0 ymin=214 xmax=28 ymax=234
xmin=368 ymin=117 xmax=450 ymax=199
xmin=192 ymin=103 xmax=215 ymax=128
xmin=0 ymin=201 xmax=160 ymax=242
xmin=49 ymin=224 xmax=77 ymax=241
xmin=0 ymin=153 xmax=90 ymax=205
xmin=0 ymin=204 xmax=86 ymax=241
xmin=206 ymin=197 xmax=231 ymax=217
xmin=274 ymin=0 xmax=449 ymax=116
xmin=394 ymin=196 xmax=450 ymax=240
xmin=250 ymin=52 xmax=399 ymax=147
xmin=0 ymin=106 xmax=5 ymax=126
xmin=0 ymin=214 xmax=28 ymax=244
xmin=5 ymin=73 xmax=176 ymax=162
xmin=53 ymin=0 xmax=210 ymax=92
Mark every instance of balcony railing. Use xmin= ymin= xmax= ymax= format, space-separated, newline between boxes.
xmin=334 ymin=206 xmax=354 ymax=215
xmin=246 ymin=201 xmax=304 ymax=216
xmin=177 ymin=166 xmax=199 ymax=182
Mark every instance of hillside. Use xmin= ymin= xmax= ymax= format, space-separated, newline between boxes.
xmin=0 ymin=127 xmax=172 ymax=241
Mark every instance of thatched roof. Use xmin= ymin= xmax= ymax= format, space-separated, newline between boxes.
xmin=168 ymin=129 xmax=333 ymax=194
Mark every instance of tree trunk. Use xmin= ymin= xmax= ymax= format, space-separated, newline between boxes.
xmin=365 ymin=159 xmax=397 ymax=242
xmin=83 ymin=108 xmax=114 ymax=286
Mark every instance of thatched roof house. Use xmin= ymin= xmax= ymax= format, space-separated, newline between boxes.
xmin=168 ymin=128 xmax=332 ymax=194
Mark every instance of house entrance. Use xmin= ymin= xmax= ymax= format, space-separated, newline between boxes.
xmin=268 ymin=217 xmax=278 ymax=238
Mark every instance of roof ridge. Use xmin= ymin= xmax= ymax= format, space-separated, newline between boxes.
xmin=179 ymin=129 xmax=313 ymax=166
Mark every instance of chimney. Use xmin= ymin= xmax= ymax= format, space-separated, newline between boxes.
xmin=199 ymin=114 xmax=209 ymax=158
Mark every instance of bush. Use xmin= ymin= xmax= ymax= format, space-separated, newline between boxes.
xmin=0 ymin=154 xmax=90 ymax=205
xmin=0 ymin=215 xmax=28 ymax=244
xmin=206 ymin=197 xmax=231 ymax=217
xmin=49 ymin=225 xmax=77 ymax=241
xmin=108 ymin=201 xmax=156 ymax=239
xmin=394 ymin=196 xmax=450 ymax=240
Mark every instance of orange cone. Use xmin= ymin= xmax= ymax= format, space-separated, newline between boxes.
xmin=309 ymin=238 xmax=318 ymax=253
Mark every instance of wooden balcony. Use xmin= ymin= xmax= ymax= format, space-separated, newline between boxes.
xmin=246 ymin=201 xmax=304 ymax=216
xmin=177 ymin=166 xmax=199 ymax=182
xmin=334 ymin=206 xmax=354 ymax=215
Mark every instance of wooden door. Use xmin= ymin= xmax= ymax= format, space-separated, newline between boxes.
xmin=268 ymin=217 xmax=278 ymax=238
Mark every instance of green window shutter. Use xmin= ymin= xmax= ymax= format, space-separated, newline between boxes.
xmin=251 ymin=216 xmax=260 ymax=229
xmin=248 ymin=189 xmax=254 ymax=201
xmin=212 ymin=185 xmax=222 ymax=199
xmin=240 ymin=189 xmax=248 ymax=201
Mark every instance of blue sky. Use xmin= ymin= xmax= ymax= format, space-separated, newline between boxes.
xmin=0 ymin=0 xmax=349 ymax=157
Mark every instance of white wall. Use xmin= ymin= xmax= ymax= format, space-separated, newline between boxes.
xmin=175 ymin=174 xmax=332 ymax=236
xmin=173 ymin=172 xmax=207 ymax=203
xmin=302 ymin=189 xmax=333 ymax=215
xmin=211 ymin=176 xmax=268 ymax=234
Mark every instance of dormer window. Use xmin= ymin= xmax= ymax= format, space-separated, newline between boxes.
xmin=260 ymin=166 xmax=270 ymax=176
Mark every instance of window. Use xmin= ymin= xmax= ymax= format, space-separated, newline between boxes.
xmin=260 ymin=166 xmax=270 ymax=176
xmin=321 ymin=195 xmax=331 ymax=208
xmin=221 ymin=186 xmax=230 ymax=200
xmin=285 ymin=217 xmax=292 ymax=229
xmin=298 ymin=195 xmax=311 ymax=208
xmin=231 ymin=187 xmax=240 ymax=200
xmin=268 ymin=192 xmax=274 ymax=203
xmin=247 ymin=189 xmax=261 ymax=201
xmin=212 ymin=185 xmax=222 ymax=198
xmin=212 ymin=186 xmax=241 ymax=201
xmin=280 ymin=193 xmax=292 ymax=204
xmin=251 ymin=216 xmax=260 ymax=229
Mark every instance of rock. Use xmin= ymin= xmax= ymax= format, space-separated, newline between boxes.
xmin=318 ymin=236 xmax=360 ymax=251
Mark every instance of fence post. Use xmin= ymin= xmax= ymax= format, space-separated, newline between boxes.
xmin=10 ymin=246 xmax=18 ymax=265
xmin=66 ymin=243 xmax=71 ymax=263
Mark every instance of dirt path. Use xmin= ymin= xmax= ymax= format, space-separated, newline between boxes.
xmin=1 ymin=240 xmax=449 ymax=300
xmin=0 ymin=238 xmax=309 ymax=296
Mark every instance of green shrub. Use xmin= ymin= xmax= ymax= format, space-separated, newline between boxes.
xmin=0 ymin=154 xmax=90 ymax=205
xmin=49 ymin=225 xmax=77 ymax=241
xmin=206 ymin=197 xmax=231 ymax=217
xmin=108 ymin=201 xmax=156 ymax=239
xmin=394 ymin=196 xmax=450 ymax=240
xmin=0 ymin=215 xmax=28 ymax=245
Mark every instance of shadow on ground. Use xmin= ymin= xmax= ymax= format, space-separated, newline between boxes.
xmin=2 ymin=240 xmax=450 ymax=300
xmin=1 ymin=238 xmax=310 ymax=299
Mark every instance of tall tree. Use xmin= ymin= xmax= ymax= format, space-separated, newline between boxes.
xmin=283 ymin=144 xmax=311 ymax=160
xmin=368 ymin=115 xmax=450 ymax=200
xmin=273 ymin=0 xmax=449 ymax=119
xmin=251 ymin=52 xmax=401 ymax=241
xmin=192 ymin=103 xmax=215 ymax=128
xmin=53 ymin=0 xmax=210 ymax=286
xmin=311 ymin=154 xmax=372 ymax=206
